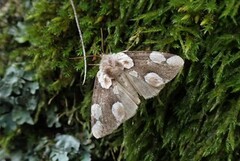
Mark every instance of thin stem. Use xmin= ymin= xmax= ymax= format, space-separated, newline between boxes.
xmin=69 ymin=0 xmax=87 ymax=85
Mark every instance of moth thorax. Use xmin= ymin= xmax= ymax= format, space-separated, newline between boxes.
xmin=103 ymin=61 xmax=124 ymax=78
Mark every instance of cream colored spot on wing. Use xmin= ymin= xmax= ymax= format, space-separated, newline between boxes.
xmin=91 ymin=104 xmax=102 ymax=120
xmin=166 ymin=55 xmax=184 ymax=66
xmin=92 ymin=121 xmax=104 ymax=139
xmin=112 ymin=102 xmax=125 ymax=123
xmin=113 ymin=85 xmax=119 ymax=94
xmin=144 ymin=72 xmax=164 ymax=87
xmin=116 ymin=52 xmax=134 ymax=69
xmin=129 ymin=70 xmax=138 ymax=77
xmin=97 ymin=71 xmax=112 ymax=89
xmin=149 ymin=51 xmax=166 ymax=64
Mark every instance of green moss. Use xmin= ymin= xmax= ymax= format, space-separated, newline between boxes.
xmin=1 ymin=0 xmax=240 ymax=160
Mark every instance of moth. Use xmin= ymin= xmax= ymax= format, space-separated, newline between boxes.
xmin=91 ymin=51 xmax=184 ymax=138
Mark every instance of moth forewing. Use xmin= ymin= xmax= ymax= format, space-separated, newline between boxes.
xmin=91 ymin=51 xmax=184 ymax=138
xmin=125 ymin=72 xmax=164 ymax=99
xmin=114 ymin=73 xmax=140 ymax=104
xmin=91 ymin=80 xmax=119 ymax=138
xmin=125 ymin=51 xmax=184 ymax=84
xmin=112 ymin=81 xmax=139 ymax=120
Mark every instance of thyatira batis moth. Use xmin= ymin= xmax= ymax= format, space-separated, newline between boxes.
xmin=91 ymin=51 xmax=184 ymax=138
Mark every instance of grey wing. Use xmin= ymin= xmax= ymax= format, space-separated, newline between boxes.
xmin=111 ymin=80 xmax=139 ymax=121
xmin=125 ymin=71 xmax=165 ymax=99
xmin=91 ymin=77 xmax=140 ymax=139
xmin=124 ymin=51 xmax=184 ymax=99
xmin=91 ymin=78 xmax=119 ymax=138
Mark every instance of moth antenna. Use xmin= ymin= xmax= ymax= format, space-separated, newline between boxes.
xmin=69 ymin=0 xmax=87 ymax=85
xmin=69 ymin=55 xmax=100 ymax=60
xmin=88 ymin=63 xmax=100 ymax=66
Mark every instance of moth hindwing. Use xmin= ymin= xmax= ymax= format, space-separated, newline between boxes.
xmin=91 ymin=51 xmax=184 ymax=138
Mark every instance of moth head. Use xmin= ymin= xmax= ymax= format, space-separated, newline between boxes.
xmin=100 ymin=55 xmax=124 ymax=78
xmin=98 ymin=53 xmax=135 ymax=88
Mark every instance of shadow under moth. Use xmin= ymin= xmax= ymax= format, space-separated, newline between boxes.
xmin=91 ymin=51 xmax=184 ymax=138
